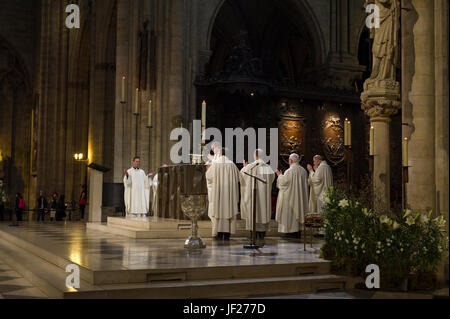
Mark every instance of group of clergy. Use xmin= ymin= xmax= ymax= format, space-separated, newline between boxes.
xmin=205 ymin=144 xmax=333 ymax=241
xmin=123 ymin=146 xmax=333 ymax=242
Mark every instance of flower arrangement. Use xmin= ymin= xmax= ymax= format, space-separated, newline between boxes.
xmin=320 ymin=186 xmax=449 ymax=290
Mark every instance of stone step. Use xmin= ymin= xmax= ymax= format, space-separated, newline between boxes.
xmin=0 ymin=238 xmax=97 ymax=299
xmin=0 ymin=237 xmax=351 ymax=299
xmin=0 ymin=227 xmax=330 ymax=286
xmin=66 ymin=274 xmax=352 ymax=299
xmin=94 ymin=216 xmax=281 ymax=239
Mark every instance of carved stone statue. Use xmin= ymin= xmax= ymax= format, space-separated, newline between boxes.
xmin=361 ymin=0 xmax=401 ymax=119
xmin=366 ymin=0 xmax=400 ymax=82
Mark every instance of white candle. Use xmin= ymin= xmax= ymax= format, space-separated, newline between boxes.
xmin=134 ymin=88 xmax=139 ymax=114
xmin=370 ymin=126 xmax=374 ymax=156
xmin=344 ymin=119 xmax=349 ymax=146
xmin=348 ymin=120 xmax=352 ymax=147
xmin=121 ymin=76 xmax=126 ymax=102
xmin=201 ymin=100 xmax=206 ymax=141
xmin=147 ymin=100 xmax=152 ymax=127
xmin=403 ymin=138 xmax=408 ymax=167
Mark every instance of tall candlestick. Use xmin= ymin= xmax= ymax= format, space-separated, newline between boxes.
xmin=403 ymin=137 xmax=408 ymax=167
xmin=370 ymin=126 xmax=374 ymax=156
xmin=121 ymin=76 xmax=126 ymax=102
xmin=147 ymin=100 xmax=152 ymax=128
xmin=134 ymin=88 xmax=140 ymax=114
xmin=201 ymin=100 xmax=206 ymax=141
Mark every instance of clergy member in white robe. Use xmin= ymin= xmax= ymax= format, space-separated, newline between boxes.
xmin=123 ymin=157 xmax=151 ymax=219
xmin=307 ymin=155 xmax=333 ymax=214
xmin=206 ymin=150 xmax=240 ymax=240
xmin=240 ymin=149 xmax=275 ymax=240
xmin=150 ymin=173 xmax=158 ymax=215
xmin=206 ymin=142 xmax=222 ymax=169
xmin=149 ymin=164 xmax=168 ymax=216
xmin=275 ymin=153 xmax=309 ymax=234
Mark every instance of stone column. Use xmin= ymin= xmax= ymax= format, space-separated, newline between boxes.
xmin=361 ymin=82 xmax=401 ymax=213
xmin=434 ymin=0 xmax=449 ymax=284
xmin=407 ymin=0 xmax=436 ymax=212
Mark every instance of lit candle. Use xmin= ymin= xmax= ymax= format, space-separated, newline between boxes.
xmin=344 ymin=119 xmax=349 ymax=146
xmin=370 ymin=126 xmax=374 ymax=156
xmin=134 ymin=88 xmax=139 ymax=114
xmin=348 ymin=120 xmax=352 ymax=147
xmin=121 ymin=76 xmax=126 ymax=102
xmin=147 ymin=100 xmax=152 ymax=127
xmin=403 ymin=137 xmax=408 ymax=167
xmin=201 ymin=100 xmax=207 ymax=141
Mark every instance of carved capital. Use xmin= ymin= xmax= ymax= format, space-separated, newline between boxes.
xmin=361 ymin=79 xmax=401 ymax=119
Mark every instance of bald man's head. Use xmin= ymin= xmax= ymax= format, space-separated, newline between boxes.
xmin=313 ymin=155 xmax=323 ymax=167
xmin=289 ymin=153 xmax=300 ymax=165
xmin=254 ymin=149 xmax=264 ymax=161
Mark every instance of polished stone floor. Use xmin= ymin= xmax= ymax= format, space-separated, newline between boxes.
xmin=0 ymin=221 xmax=324 ymax=272
xmin=0 ymin=258 xmax=48 ymax=299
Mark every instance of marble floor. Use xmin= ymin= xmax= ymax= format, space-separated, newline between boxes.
xmin=0 ymin=221 xmax=324 ymax=273
xmin=0 ymin=258 xmax=48 ymax=299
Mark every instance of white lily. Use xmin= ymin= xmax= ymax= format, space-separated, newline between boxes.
xmin=338 ymin=199 xmax=349 ymax=208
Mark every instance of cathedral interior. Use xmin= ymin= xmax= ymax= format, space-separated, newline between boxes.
xmin=0 ymin=0 xmax=448 ymax=301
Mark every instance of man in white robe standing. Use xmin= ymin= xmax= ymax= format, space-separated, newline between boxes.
xmin=206 ymin=149 xmax=240 ymax=241
xmin=149 ymin=164 xmax=168 ymax=216
xmin=240 ymin=149 xmax=275 ymax=241
xmin=307 ymin=155 xmax=333 ymax=214
xmin=123 ymin=157 xmax=152 ymax=219
xmin=275 ymin=153 xmax=309 ymax=237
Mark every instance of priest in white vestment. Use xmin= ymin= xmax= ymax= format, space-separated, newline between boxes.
xmin=149 ymin=164 xmax=168 ymax=216
xmin=206 ymin=142 xmax=222 ymax=169
xmin=307 ymin=155 xmax=333 ymax=214
xmin=240 ymin=149 xmax=275 ymax=240
xmin=123 ymin=157 xmax=152 ymax=219
xmin=206 ymin=150 xmax=240 ymax=240
xmin=275 ymin=153 xmax=309 ymax=235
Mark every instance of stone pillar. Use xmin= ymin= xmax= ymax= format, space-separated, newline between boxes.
xmin=361 ymin=82 xmax=401 ymax=213
xmin=434 ymin=0 xmax=449 ymax=284
xmin=406 ymin=0 xmax=436 ymax=212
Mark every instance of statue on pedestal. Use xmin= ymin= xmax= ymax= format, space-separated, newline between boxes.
xmin=366 ymin=0 xmax=400 ymax=83
xmin=362 ymin=0 xmax=401 ymax=117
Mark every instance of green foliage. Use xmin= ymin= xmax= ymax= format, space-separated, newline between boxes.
xmin=320 ymin=185 xmax=449 ymax=288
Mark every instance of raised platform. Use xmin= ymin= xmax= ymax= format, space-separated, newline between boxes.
xmin=86 ymin=216 xmax=282 ymax=239
xmin=0 ymin=222 xmax=359 ymax=299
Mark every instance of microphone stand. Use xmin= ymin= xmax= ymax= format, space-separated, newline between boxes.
xmin=243 ymin=164 xmax=267 ymax=250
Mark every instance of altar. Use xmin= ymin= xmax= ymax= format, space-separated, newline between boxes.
xmin=154 ymin=164 xmax=208 ymax=220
